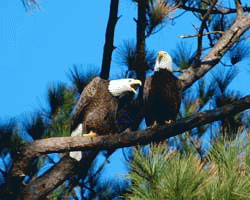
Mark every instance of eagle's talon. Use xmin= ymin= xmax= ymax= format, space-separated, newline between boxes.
xmin=83 ymin=131 xmax=97 ymax=137
xmin=165 ymin=120 xmax=174 ymax=125
xmin=148 ymin=121 xmax=158 ymax=128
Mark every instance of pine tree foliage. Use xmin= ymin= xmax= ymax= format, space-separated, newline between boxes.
xmin=49 ymin=181 xmax=70 ymax=200
xmin=45 ymin=82 xmax=75 ymax=138
xmin=67 ymin=65 xmax=99 ymax=95
xmin=0 ymin=119 xmax=18 ymax=153
xmin=211 ymin=67 xmax=245 ymax=140
xmin=116 ymin=40 xmax=156 ymax=74
xmin=125 ymin=144 xmax=211 ymax=199
xmin=146 ymin=0 xmax=176 ymax=37
xmin=209 ymin=14 xmax=233 ymax=41
xmin=229 ymin=42 xmax=250 ymax=65
xmin=20 ymin=0 xmax=41 ymax=13
xmin=204 ymin=136 xmax=250 ymax=199
xmin=171 ymin=42 xmax=195 ymax=70
xmin=126 ymin=134 xmax=250 ymax=199
xmin=23 ymin=111 xmax=46 ymax=140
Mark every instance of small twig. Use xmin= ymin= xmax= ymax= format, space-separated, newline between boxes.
xmin=192 ymin=23 xmax=199 ymax=32
xmin=179 ymin=31 xmax=224 ymax=39
xmin=204 ymin=23 xmax=214 ymax=47
xmin=235 ymin=0 xmax=244 ymax=17
xmin=194 ymin=0 xmax=218 ymax=68
xmin=171 ymin=10 xmax=186 ymax=20
xmin=220 ymin=61 xmax=233 ymax=67
xmin=122 ymin=148 xmax=130 ymax=163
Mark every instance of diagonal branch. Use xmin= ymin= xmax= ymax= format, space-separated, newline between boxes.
xmin=179 ymin=13 xmax=250 ymax=91
xmin=178 ymin=4 xmax=250 ymax=15
xmin=16 ymin=155 xmax=79 ymax=200
xmin=12 ymin=95 xmax=250 ymax=178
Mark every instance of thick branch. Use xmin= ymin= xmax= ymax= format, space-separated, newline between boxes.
xmin=179 ymin=14 xmax=250 ymax=90
xmin=17 ymin=156 xmax=78 ymax=200
xmin=135 ymin=0 xmax=147 ymax=84
xmin=100 ymin=0 xmax=119 ymax=79
xmin=12 ymin=95 xmax=250 ymax=178
xmin=17 ymin=151 xmax=99 ymax=200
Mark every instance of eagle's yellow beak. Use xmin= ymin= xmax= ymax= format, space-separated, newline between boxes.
xmin=158 ymin=51 xmax=165 ymax=57
xmin=158 ymin=51 xmax=165 ymax=63
xmin=130 ymin=80 xmax=142 ymax=93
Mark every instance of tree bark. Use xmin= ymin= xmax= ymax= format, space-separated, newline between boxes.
xmin=16 ymin=151 xmax=99 ymax=200
xmin=12 ymin=95 xmax=250 ymax=178
xmin=135 ymin=0 xmax=147 ymax=86
xmin=12 ymin=94 xmax=250 ymax=199
xmin=16 ymin=156 xmax=78 ymax=200
xmin=100 ymin=0 xmax=119 ymax=79
xmin=179 ymin=14 xmax=250 ymax=91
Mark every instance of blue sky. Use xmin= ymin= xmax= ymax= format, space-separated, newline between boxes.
xmin=0 ymin=0 xmax=197 ymax=120
xmin=1 ymin=0 xmax=250 ymax=181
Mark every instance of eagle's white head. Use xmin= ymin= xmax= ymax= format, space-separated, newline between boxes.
xmin=154 ymin=51 xmax=173 ymax=72
xmin=108 ymin=78 xmax=142 ymax=96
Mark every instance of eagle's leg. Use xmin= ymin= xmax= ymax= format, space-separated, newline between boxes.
xmin=82 ymin=130 xmax=97 ymax=137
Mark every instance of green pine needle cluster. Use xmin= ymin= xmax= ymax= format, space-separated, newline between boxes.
xmin=126 ymin=137 xmax=250 ymax=199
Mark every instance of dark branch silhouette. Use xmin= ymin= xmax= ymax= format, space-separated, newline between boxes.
xmin=178 ymin=4 xmax=250 ymax=15
xmin=194 ymin=0 xmax=218 ymax=68
xmin=100 ymin=0 xmax=120 ymax=79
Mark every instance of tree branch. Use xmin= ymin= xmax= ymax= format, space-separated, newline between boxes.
xmin=178 ymin=4 xmax=250 ymax=15
xmin=179 ymin=13 xmax=250 ymax=90
xmin=135 ymin=0 xmax=147 ymax=84
xmin=17 ymin=151 xmax=100 ymax=200
xmin=100 ymin=0 xmax=120 ymax=79
xmin=180 ymin=31 xmax=224 ymax=39
xmin=235 ymin=0 xmax=244 ymax=17
xmin=16 ymin=155 xmax=79 ymax=200
xmin=12 ymin=95 xmax=250 ymax=178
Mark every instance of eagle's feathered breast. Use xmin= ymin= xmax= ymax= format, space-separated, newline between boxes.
xmin=144 ymin=70 xmax=182 ymax=126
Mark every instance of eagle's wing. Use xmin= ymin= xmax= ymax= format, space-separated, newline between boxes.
xmin=70 ymin=77 xmax=100 ymax=132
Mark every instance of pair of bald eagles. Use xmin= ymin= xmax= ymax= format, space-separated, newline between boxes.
xmin=70 ymin=51 xmax=182 ymax=160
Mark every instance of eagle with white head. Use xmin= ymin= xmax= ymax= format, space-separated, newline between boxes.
xmin=143 ymin=51 xmax=182 ymax=127
xmin=70 ymin=77 xmax=142 ymax=160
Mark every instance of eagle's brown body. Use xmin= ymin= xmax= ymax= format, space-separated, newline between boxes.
xmin=71 ymin=77 xmax=121 ymax=136
xmin=143 ymin=69 xmax=182 ymax=126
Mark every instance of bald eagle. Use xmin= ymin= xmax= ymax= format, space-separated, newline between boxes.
xmin=143 ymin=51 xmax=182 ymax=127
xmin=70 ymin=77 xmax=142 ymax=160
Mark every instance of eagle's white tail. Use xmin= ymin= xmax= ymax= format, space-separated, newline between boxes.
xmin=70 ymin=124 xmax=83 ymax=161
